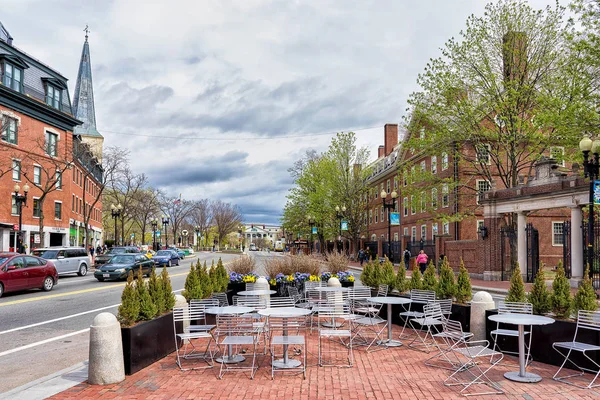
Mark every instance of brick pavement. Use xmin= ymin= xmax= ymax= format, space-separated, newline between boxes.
xmin=51 ymin=324 xmax=598 ymax=400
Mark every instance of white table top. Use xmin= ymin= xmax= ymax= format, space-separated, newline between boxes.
xmin=237 ymin=289 xmax=277 ymax=296
xmin=314 ymin=286 xmax=349 ymax=292
xmin=368 ymin=296 xmax=412 ymax=305
xmin=488 ymin=313 xmax=555 ymax=326
xmin=205 ymin=306 xmax=254 ymax=315
xmin=257 ymin=307 xmax=312 ymax=317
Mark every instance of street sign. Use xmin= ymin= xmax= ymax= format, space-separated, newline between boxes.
xmin=595 ymin=180 xmax=600 ymax=205
xmin=130 ymin=233 xmax=135 ymax=238
xmin=311 ymin=227 xmax=318 ymax=234
xmin=34 ymin=234 xmax=41 ymax=244
xmin=341 ymin=220 xmax=348 ymax=231
xmin=390 ymin=212 xmax=400 ymax=226
xmin=155 ymin=232 xmax=161 ymax=237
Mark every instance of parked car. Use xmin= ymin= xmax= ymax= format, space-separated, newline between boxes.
xmin=153 ymin=250 xmax=180 ymax=267
xmin=0 ymin=253 xmax=58 ymax=297
xmin=31 ymin=247 xmax=90 ymax=277
xmin=94 ymin=246 xmax=140 ymax=267
xmin=168 ymin=247 xmax=185 ymax=259
xmin=94 ymin=254 xmax=154 ymax=282
xmin=141 ymin=249 xmax=155 ymax=259
xmin=187 ymin=247 xmax=194 ymax=255
xmin=249 ymin=243 xmax=257 ymax=251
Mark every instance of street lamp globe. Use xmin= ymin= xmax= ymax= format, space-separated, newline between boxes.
xmin=335 ymin=205 xmax=340 ymax=212
xmin=341 ymin=206 xmax=346 ymax=212
xmin=391 ymin=190 xmax=398 ymax=199
xmin=593 ymin=139 xmax=600 ymax=154
xmin=14 ymin=183 xmax=20 ymax=193
xmin=23 ymin=183 xmax=29 ymax=193
xmin=580 ymin=135 xmax=593 ymax=152
xmin=381 ymin=190 xmax=387 ymax=199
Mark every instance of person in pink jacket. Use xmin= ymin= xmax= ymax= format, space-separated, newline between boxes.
xmin=416 ymin=250 xmax=428 ymax=274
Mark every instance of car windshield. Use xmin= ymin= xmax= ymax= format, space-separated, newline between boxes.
xmin=106 ymin=248 xmax=126 ymax=255
xmin=0 ymin=256 xmax=12 ymax=265
xmin=156 ymin=251 xmax=171 ymax=256
xmin=110 ymin=255 xmax=135 ymax=264
xmin=31 ymin=249 xmax=59 ymax=259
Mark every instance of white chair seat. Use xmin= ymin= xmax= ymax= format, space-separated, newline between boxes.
xmin=400 ymin=311 xmax=424 ymax=318
xmin=272 ymin=335 xmax=305 ymax=345
xmin=554 ymin=341 xmax=600 ymax=352
xmin=354 ymin=306 xmax=378 ymax=314
xmin=491 ymin=328 xmax=529 ymax=337
xmin=454 ymin=345 xmax=502 ymax=358
xmin=319 ymin=329 xmax=351 ymax=337
xmin=188 ymin=324 xmax=215 ymax=332
xmin=434 ymin=331 xmax=473 ymax=340
xmin=412 ymin=317 xmax=444 ymax=327
xmin=177 ymin=332 xmax=212 ymax=340
xmin=353 ymin=316 xmax=386 ymax=326
xmin=221 ymin=336 xmax=255 ymax=346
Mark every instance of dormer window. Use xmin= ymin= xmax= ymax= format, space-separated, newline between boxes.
xmin=46 ymin=84 xmax=62 ymax=110
xmin=2 ymin=62 xmax=23 ymax=92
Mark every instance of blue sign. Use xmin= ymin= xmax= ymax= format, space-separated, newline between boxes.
xmin=390 ymin=212 xmax=400 ymax=226
xmin=155 ymin=232 xmax=160 ymax=237
xmin=595 ymin=180 xmax=600 ymax=205
xmin=341 ymin=220 xmax=349 ymax=231
xmin=312 ymin=226 xmax=318 ymax=234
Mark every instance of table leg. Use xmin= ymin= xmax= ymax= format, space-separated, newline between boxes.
xmin=378 ymin=303 xmax=402 ymax=347
xmin=215 ymin=322 xmax=246 ymax=364
xmin=503 ymin=324 xmax=541 ymax=383
xmin=272 ymin=318 xmax=301 ymax=369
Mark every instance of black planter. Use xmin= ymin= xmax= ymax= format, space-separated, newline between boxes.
xmin=121 ymin=312 xmax=176 ymax=375
xmin=227 ymin=282 xmax=246 ymax=305
xmin=485 ymin=309 xmax=600 ymax=370
xmin=451 ymin=303 xmax=471 ymax=333
xmin=341 ymin=281 xmax=354 ymax=288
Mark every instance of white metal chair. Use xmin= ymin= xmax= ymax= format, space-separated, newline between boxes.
xmin=287 ymin=286 xmax=302 ymax=303
xmin=245 ymin=282 xmax=257 ymax=291
xmin=433 ymin=298 xmax=453 ymax=322
xmin=269 ymin=316 xmax=308 ymax=379
xmin=188 ymin=298 xmax=218 ymax=334
xmin=553 ymin=310 xmax=600 ymax=389
xmin=350 ymin=298 xmax=387 ymax=353
xmin=318 ymin=302 xmax=354 ymax=367
xmin=398 ymin=289 xmax=436 ymax=339
xmin=268 ymin=297 xmax=296 ymax=308
xmin=173 ymin=306 xmax=215 ymax=370
xmin=377 ymin=284 xmax=389 ymax=297
xmin=425 ymin=319 xmax=473 ymax=370
xmin=211 ymin=292 xmax=230 ymax=306
xmin=408 ymin=302 xmax=446 ymax=353
xmin=349 ymin=286 xmax=377 ymax=317
xmin=490 ymin=301 xmax=533 ymax=365
xmin=217 ymin=314 xmax=260 ymax=380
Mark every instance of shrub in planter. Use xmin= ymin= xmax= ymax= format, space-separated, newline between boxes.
xmin=228 ymin=255 xmax=256 ymax=275
xmin=160 ymin=266 xmax=175 ymax=310
xmin=361 ymin=260 xmax=374 ymax=287
xmin=455 ymin=258 xmax=472 ymax=304
xmin=381 ymin=257 xmax=396 ymax=288
xmin=118 ymin=271 xmax=140 ymax=326
xmin=395 ymin=264 xmax=407 ymax=293
xmin=436 ymin=257 xmax=456 ymax=300
xmin=215 ymin=257 xmax=229 ymax=292
xmin=409 ymin=261 xmax=422 ymax=290
xmin=198 ymin=262 xmax=214 ymax=299
xmin=137 ymin=267 xmax=158 ymax=320
xmin=528 ymin=262 xmax=551 ymax=315
xmin=573 ymin=264 xmax=598 ymax=313
xmin=551 ymin=261 xmax=572 ymax=319
xmin=372 ymin=258 xmax=382 ymax=287
xmin=422 ymin=261 xmax=438 ymax=292
xmin=506 ymin=263 xmax=526 ymax=303
xmin=182 ymin=261 xmax=202 ymax=301
xmin=148 ymin=267 xmax=165 ymax=315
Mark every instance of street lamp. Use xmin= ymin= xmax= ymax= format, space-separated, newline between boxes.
xmin=335 ymin=205 xmax=346 ymax=252
xmin=195 ymin=226 xmax=201 ymax=251
xmin=14 ymin=183 xmax=29 ymax=253
xmin=110 ymin=203 xmax=122 ymax=246
xmin=381 ymin=189 xmax=398 ymax=262
xmin=307 ymin=215 xmax=315 ymax=254
xmin=150 ymin=217 xmax=158 ymax=251
xmin=162 ymin=215 xmax=170 ymax=249
xmin=182 ymin=230 xmax=189 ymax=247
xmin=579 ymin=134 xmax=600 ymax=275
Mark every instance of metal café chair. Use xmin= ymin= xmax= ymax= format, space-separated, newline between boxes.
xmin=268 ymin=297 xmax=296 ymax=308
xmin=408 ymin=302 xmax=446 ymax=353
xmin=553 ymin=310 xmax=600 ymax=389
xmin=269 ymin=316 xmax=308 ymax=379
xmin=490 ymin=301 xmax=533 ymax=365
xmin=172 ymin=306 xmax=215 ymax=371
xmin=398 ymin=289 xmax=436 ymax=339
xmin=350 ymin=297 xmax=387 ymax=353
xmin=245 ymin=282 xmax=257 ymax=291
xmin=348 ymin=286 xmax=376 ymax=317
xmin=188 ymin=298 xmax=219 ymax=333
xmin=211 ymin=292 xmax=230 ymax=306
xmin=232 ymin=296 xmax=268 ymax=353
xmin=287 ymin=286 xmax=302 ymax=303
xmin=433 ymin=298 xmax=453 ymax=322
xmin=318 ymin=301 xmax=354 ymax=367
xmin=217 ymin=314 xmax=260 ymax=380
xmin=425 ymin=319 xmax=473 ymax=370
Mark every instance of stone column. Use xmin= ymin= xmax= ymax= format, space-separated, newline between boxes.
xmin=517 ymin=211 xmax=527 ymax=276
xmin=88 ymin=313 xmax=125 ymax=385
xmin=570 ymin=206 xmax=584 ymax=280
xmin=470 ymin=291 xmax=495 ymax=341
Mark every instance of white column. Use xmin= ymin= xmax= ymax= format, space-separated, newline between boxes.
xmin=571 ymin=207 xmax=584 ymax=279
xmin=517 ymin=211 xmax=527 ymax=274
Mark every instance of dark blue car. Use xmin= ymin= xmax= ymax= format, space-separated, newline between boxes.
xmin=153 ymin=250 xmax=180 ymax=267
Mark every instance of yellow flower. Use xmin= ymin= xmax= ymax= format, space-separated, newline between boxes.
xmin=269 ymin=279 xmax=276 ymax=286
xmin=348 ymin=276 xmax=355 ymax=282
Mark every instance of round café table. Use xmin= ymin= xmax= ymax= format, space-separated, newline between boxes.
xmin=205 ymin=306 xmax=254 ymax=364
xmin=368 ymin=297 xmax=412 ymax=347
xmin=314 ymin=287 xmax=349 ymax=328
xmin=258 ymin=307 xmax=312 ymax=369
xmin=488 ymin=313 xmax=554 ymax=383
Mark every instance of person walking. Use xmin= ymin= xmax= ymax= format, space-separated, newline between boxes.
xmin=416 ymin=250 xmax=428 ymax=274
xmin=403 ymin=248 xmax=411 ymax=270
xmin=358 ymin=249 xmax=365 ymax=266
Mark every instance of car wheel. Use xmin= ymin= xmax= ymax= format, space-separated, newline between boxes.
xmin=167 ymin=260 xmax=171 ymax=268
xmin=78 ymin=264 xmax=88 ymax=276
xmin=42 ymin=276 xmax=54 ymax=292
xmin=0 ymin=283 xmax=4 ymax=298
xmin=176 ymin=259 xmax=180 ymax=266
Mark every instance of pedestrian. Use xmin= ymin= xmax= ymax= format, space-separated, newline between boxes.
xmin=96 ymin=245 xmax=102 ymax=255
xmin=89 ymin=245 xmax=95 ymax=258
xmin=403 ymin=248 xmax=411 ymax=270
xmin=358 ymin=249 xmax=365 ymax=266
xmin=416 ymin=250 xmax=428 ymax=274
xmin=365 ymin=248 xmax=371 ymax=262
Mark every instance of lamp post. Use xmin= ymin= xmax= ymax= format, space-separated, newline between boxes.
xmin=150 ymin=217 xmax=158 ymax=251
xmin=335 ymin=205 xmax=346 ymax=252
xmin=381 ymin=189 xmax=398 ymax=262
xmin=162 ymin=215 xmax=170 ymax=249
xmin=110 ymin=203 xmax=122 ymax=246
xmin=182 ymin=230 xmax=189 ymax=247
xmin=195 ymin=226 xmax=201 ymax=251
xmin=579 ymin=134 xmax=600 ymax=275
xmin=14 ymin=183 xmax=29 ymax=253
xmin=307 ymin=215 xmax=315 ymax=254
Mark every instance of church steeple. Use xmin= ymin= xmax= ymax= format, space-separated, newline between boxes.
xmin=73 ymin=26 xmax=103 ymax=159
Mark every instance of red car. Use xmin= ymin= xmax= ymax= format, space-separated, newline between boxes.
xmin=0 ymin=252 xmax=58 ymax=298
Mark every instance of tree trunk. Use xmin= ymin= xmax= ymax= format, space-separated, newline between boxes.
xmin=38 ymin=197 xmax=46 ymax=249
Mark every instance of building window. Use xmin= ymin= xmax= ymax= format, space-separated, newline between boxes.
xmin=410 ymin=195 xmax=416 ymax=215
xmin=386 ymin=179 xmax=390 ymax=193
xmin=11 ymin=195 xmax=17 ymax=215
xmin=33 ymin=165 xmax=41 ymax=185
xmin=55 ymin=202 xmax=62 ymax=220
xmin=476 ymin=144 xmax=491 ymax=164
xmin=476 ymin=180 xmax=492 ymax=204
xmin=380 ymin=207 xmax=384 ymax=222
xmin=393 ymin=177 xmax=398 ymax=190
xmin=442 ymin=184 xmax=449 ymax=208
xmin=420 ymin=192 xmax=427 ymax=213
xmin=46 ymin=84 xmax=62 ymax=110
xmin=55 ymin=171 xmax=62 ymax=189
xmin=1 ymin=116 xmax=18 ymax=144
xmin=432 ymin=223 xmax=438 ymax=239
xmin=442 ymin=152 xmax=448 ymax=170
xmin=12 ymin=159 xmax=20 ymax=181
xmin=550 ymin=146 xmax=565 ymax=167
xmin=46 ymin=131 xmax=58 ymax=157
xmin=477 ymin=220 xmax=485 ymax=236
xmin=403 ymin=174 xmax=407 ymax=186
xmin=431 ymin=156 xmax=437 ymax=174
xmin=374 ymin=188 xmax=378 ymax=199
xmin=369 ymin=209 xmax=373 ymax=224
xmin=411 ymin=227 xmax=417 ymax=242
xmin=371 ymin=234 xmax=377 ymax=241
xmin=420 ymin=160 xmax=426 ymax=172
xmin=552 ymin=222 xmax=564 ymax=246
xmin=3 ymin=62 xmax=23 ymax=92
xmin=431 ymin=188 xmax=438 ymax=209
xmin=375 ymin=208 xmax=378 ymax=223
xmin=403 ymin=227 xmax=409 ymax=237
xmin=403 ymin=197 xmax=408 ymax=216
xmin=421 ymin=225 xmax=427 ymax=240
xmin=394 ymin=233 xmax=399 ymax=241
xmin=33 ymin=198 xmax=41 ymax=218
xmin=443 ymin=222 xmax=450 ymax=235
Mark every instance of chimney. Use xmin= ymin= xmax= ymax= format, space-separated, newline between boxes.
xmin=503 ymin=31 xmax=527 ymax=83
xmin=378 ymin=145 xmax=385 ymax=158
xmin=384 ymin=124 xmax=398 ymax=156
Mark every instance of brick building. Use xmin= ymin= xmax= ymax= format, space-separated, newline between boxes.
xmin=0 ymin=23 xmax=103 ymax=252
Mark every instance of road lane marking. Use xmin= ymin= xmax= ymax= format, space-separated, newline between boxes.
xmin=0 ymin=328 xmax=90 ymax=358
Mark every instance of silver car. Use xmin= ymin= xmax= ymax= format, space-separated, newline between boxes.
xmin=32 ymin=247 xmax=91 ymax=277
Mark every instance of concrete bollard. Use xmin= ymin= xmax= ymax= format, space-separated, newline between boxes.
xmin=327 ymin=277 xmax=343 ymax=310
xmin=256 ymin=277 xmax=270 ymax=307
xmin=470 ymin=291 xmax=495 ymax=341
xmin=88 ymin=312 xmax=125 ymax=385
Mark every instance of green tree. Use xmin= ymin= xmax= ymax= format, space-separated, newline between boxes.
xmin=527 ymin=263 xmax=551 ymax=315
xmin=422 ymin=261 xmax=438 ymax=292
xmin=117 ymin=271 xmax=140 ymax=326
xmin=371 ymin=257 xmax=383 ymax=287
xmin=182 ymin=260 xmax=202 ymax=301
xmin=409 ymin=261 xmax=423 ymax=291
xmin=506 ymin=263 xmax=527 ymax=303
xmin=161 ymin=266 xmax=176 ymax=310
xmin=136 ymin=267 xmax=157 ymax=320
xmin=395 ymin=263 xmax=408 ymax=293
xmin=573 ymin=264 xmax=598 ymax=313
xmin=436 ymin=257 xmax=456 ymax=299
xmin=361 ymin=260 xmax=374 ymax=287
xmin=551 ymin=261 xmax=572 ymax=319
xmin=455 ymin=258 xmax=472 ymax=304
xmin=381 ymin=257 xmax=396 ymax=288
xmin=148 ymin=267 xmax=165 ymax=316
xmin=198 ymin=263 xmax=213 ymax=299
xmin=216 ymin=257 xmax=229 ymax=292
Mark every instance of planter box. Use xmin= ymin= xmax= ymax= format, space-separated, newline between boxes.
xmin=485 ymin=309 xmax=600 ymax=370
xmin=227 ymin=282 xmax=246 ymax=304
xmin=341 ymin=281 xmax=354 ymax=288
xmin=121 ymin=312 xmax=176 ymax=375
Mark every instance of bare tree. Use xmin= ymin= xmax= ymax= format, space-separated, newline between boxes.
xmin=190 ymin=198 xmax=212 ymax=248
xmin=211 ymin=200 xmax=242 ymax=247
xmin=160 ymin=195 xmax=194 ymax=247
xmin=107 ymin=167 xmax=147 ymax=245
xmin=130 ymin=187 xmax=162 ymax=245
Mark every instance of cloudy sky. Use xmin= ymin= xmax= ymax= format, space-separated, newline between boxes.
xmin=4 ymin=0 xmax=557 ymax=224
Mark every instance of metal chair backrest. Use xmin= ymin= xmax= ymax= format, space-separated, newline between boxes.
xmin=325 ymin=290 xmax=349 ymax=304
xmin=268 ymin=297 xmax=296 ymax=308
xmin=348 ymin=286 xmax=371 ymax=300
xmin=306 ymin=288 xmax=325 ymax=304
xmin=211 ymin=292 xmax=230 ymax=306
xmin=443 ymin=319 xmax=467 ymax=340
xmin=190 ymin=298 xmax=219 ymax=308
xmin=268 ymin=316 xmax=307 ymax=333
xmin=216 ymin=314 xmax=255 ymax=335
xmin=576 ymin=310 xmax=600 ymax=334
xmin=498 ymin=301 xmax=532 ymax=315
xmin=410 ymin=289 xmax=436 ymax=303
xmin=304 ymin=281 xmax=326 ymax=293
xmin=377 ymin=284 xmax=389 ymax=297
xmin=233 ymin=295 xmax=266 ymax=308
xmin=287 ymin=286 xmax=301 ymax=302
xmin=423 ymin=302 xmax=444 ymax=321
xmin=173 ymin=306 xmax=194 ymax=323
xmin=432 ymin=299 xmax=453 ymax=319
xmin=317 ymin=302 xmax=351 ymax=319
xmin=246 ymin=282 xmax=256 ymax=291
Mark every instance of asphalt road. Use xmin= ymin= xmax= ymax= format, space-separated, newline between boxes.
xmin=0 ymin=251 xmax=243 ymax=394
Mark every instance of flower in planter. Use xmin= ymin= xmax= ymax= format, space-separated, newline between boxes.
xmin=321 ymin=272 xmax=332 ymax=282
xmin=269 ymin=278 xmax=277 ymax=286
xmin=308 ymin=274 xmax=320 ymax=282
xmin=337 ymin=271 xmax=355 ymax=283
xmin=242 ymin=273 xmax=258 ymax=283
xmin=229 ymin=272 xmax=244 ymax=283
